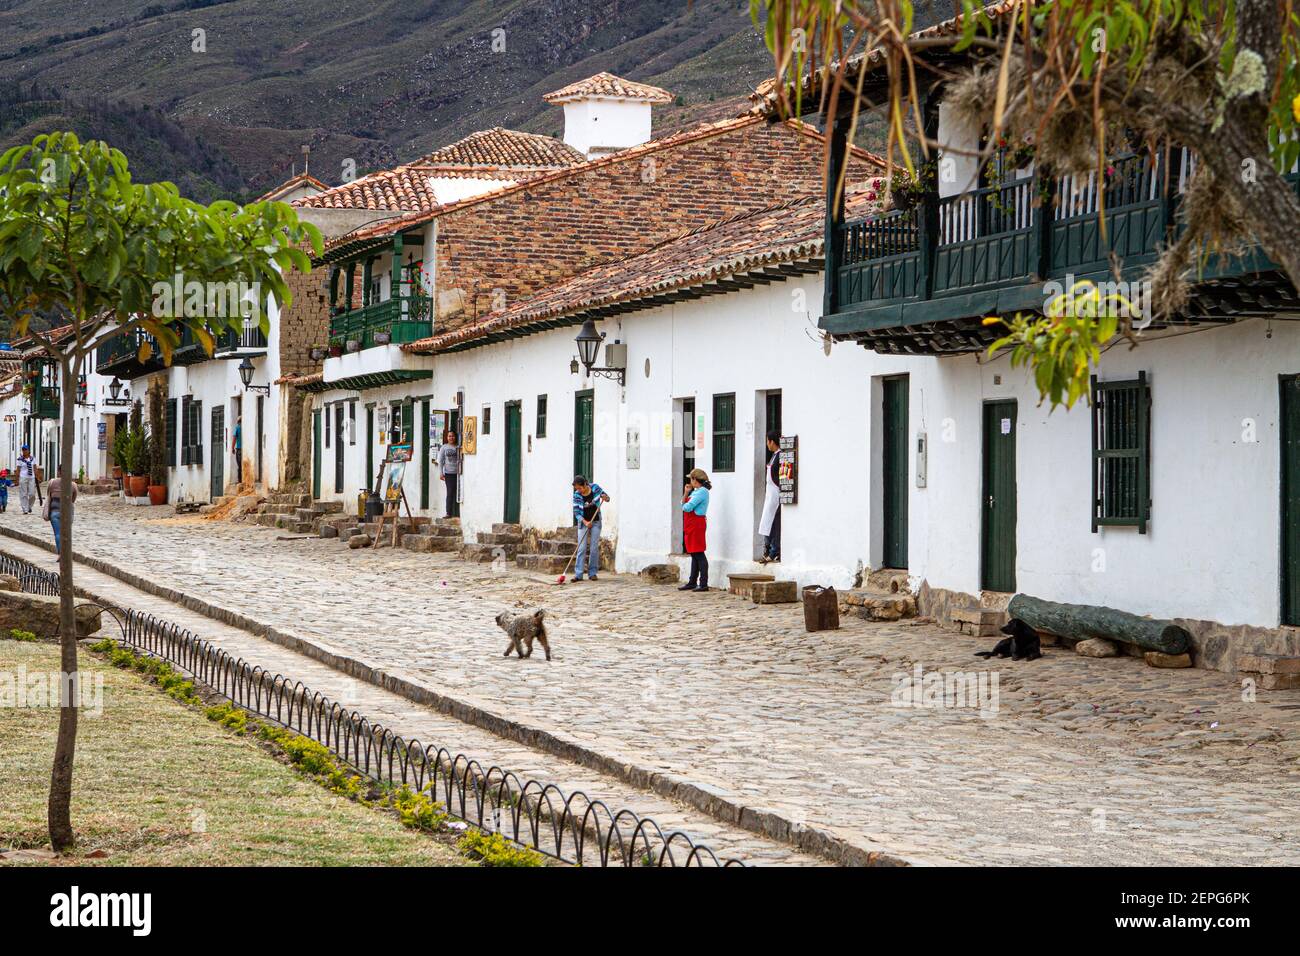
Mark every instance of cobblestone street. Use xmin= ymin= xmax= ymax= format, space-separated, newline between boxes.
xmin=8 ymin=497 xmax=1300 ymax=865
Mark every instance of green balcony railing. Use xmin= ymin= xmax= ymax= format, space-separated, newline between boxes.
xmin=328 ymin=294 xmax=433 ymax=351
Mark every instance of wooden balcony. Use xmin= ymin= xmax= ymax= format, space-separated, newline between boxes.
xmin=213 ymin=321 xmax=269 ymax=356
xmin=824 ymin=151 xmax=1300 ymax=354
xmin=95 ymin=324 xmax=209 ymax=378
xmin=328 ymin=294 xmax=433 ymax=351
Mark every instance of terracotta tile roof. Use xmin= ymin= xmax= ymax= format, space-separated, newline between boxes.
xmin=295 ymin=129 xmax=582 ymax=212
xmin=253 ymin=172 xmax=329 ymax=204
xmin=319 ymin=116 xmax=881 ymax=258
xmin=543 ymin=72 xmax=673 ymax=105
xmin=277 ymin=371 xmax=323 ymax=387
xmin=421 ymin=128 xmax=584 ymax=168
xmin=402 ymin=184 xmax=883 ymax=355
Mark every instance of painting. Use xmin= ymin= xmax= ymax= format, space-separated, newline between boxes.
xmin=384 ymin=459 xmax=407 ymax=504
xmin=463 ymin=415 xmax=478 ymax=455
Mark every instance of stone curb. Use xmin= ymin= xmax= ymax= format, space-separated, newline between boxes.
xmin=0 ymin=525 xmax=913 ymax=868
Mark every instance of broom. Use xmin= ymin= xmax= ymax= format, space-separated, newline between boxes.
xmin=557 ymin=501 xmax=603 ymax=584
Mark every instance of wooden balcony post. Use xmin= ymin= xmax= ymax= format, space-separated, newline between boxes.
xmin=390 ymin=233 xmax=404 ymax=300
xmin=919 ymin=88 xmax=941 ymax=298
xmin=1035 ymin=169 xmax=1056 ymax=282
xmin=344 ymin=261 xmax=355 ymax=312
xmin=823 ymin=104 xmax=849 ymax=319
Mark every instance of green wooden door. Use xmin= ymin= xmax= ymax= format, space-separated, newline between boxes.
xmin=882 ymin=376 xmax=909 ymax=569
xmin=312 ymin=409 xmax=322 ymax=500
xmin=365 ymin=406 xmax=374 ymax=491
xmin=333 ymin=404 xmax=345 ymax=493
xmin=504 ymin=401 xmax=522 ymax=523
xmin=574 ymin=390 xmax=594 ymax=481
xmin=420 ymin=400 xmax=431 ymax=510
xmin=1281 ymin=377 xmax=1300 ymax=625
xmin=210 ymin=405 xmax=225 ymax=500
xmin=981 ymin=400 xmax=1018 ymax=592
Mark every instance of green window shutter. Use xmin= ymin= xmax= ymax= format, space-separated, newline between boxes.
xmin=165 ymin=399 xmax=178 ymax=467
xmin=180 ymin=397 xmax=191 ymax=465
xmin=712 ymin=393 xmax=736 ymax=472
xmin=193 ymin=400 xmax=204 ymax=461
xmin=536 ymin=394 xmax=547 ymax=438
xmin=1091 ymin=372 xmax=1151 ymax=533
xmin=482 ymin=405 xmax=491 ymax=435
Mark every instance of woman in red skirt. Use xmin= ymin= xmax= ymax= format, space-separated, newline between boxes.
xmin=679 ymin=467 xmax=712 ymax=592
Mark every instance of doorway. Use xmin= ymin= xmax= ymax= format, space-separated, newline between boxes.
xmin=881 ymin=376 xmax=909 ymax=569
xmin=980 ymin=400 xmax=1018 ymax=592
xmin=333 ymin=404 xmax=345 ymax=493
xmin=675 ymin=398 xmax=696 ymax=553
xmin=504 ymin=401 xmax=522 ymax=523
xmin=255 ymin=395 xmax=265 ymax=486
xmin=312 ymin=409 xmax=322 ymax=500
xmin=573 ymin=390 xmax=593 ymax=481
xmin=210 ymin=404 xmax=225 ymax=500
xmin=1281 ymin=376 xmax=1300 ymax=625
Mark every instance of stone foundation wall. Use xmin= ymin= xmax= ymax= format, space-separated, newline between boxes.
xmin=916 ymin=578 xmax=1300 ymax=674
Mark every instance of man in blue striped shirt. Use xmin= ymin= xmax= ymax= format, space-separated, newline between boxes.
xmin=571 ymin=475 xmax=610 ymax=581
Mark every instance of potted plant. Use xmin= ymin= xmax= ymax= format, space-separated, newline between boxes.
xmin=125 ymin=400 xmax=148 ymax=497
xmin=146 ymin=384 xmax=168 ymax=505
xmin=328 ymin=342 xmax=344 ymax=357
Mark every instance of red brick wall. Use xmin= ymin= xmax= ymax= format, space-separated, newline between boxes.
xmin=433 ymin=120 xmax=877 ymax=327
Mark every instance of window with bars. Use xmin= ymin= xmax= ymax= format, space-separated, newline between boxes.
xmin=482 ymin=405 xmax=491 ymax=436
xmin=712 ymin=393 xmax=736 ymax=472
xmin=165 ymin=399 xmax=178 ymax=467
xmin=536 ymin=395 xmax=547 ymax=438
xmin=180 ymin=398 xmax=203 ymax=465
xmin=349 ymin=402 xmax=356 ymax=446
xmin=1091 ymin=372 xmax=1151 ymax=533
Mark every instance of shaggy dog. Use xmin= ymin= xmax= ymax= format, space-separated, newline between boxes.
xmin=497 ymin=609 xmax=551 ymax=661
xmin=974 ymin=618 xmax=1043 ymax=661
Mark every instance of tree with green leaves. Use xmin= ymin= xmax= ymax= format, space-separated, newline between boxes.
xmin=753 ymin=0 xmax=1300 ymax=407
xmin=0 ymin=132 xmax=321 ymax=852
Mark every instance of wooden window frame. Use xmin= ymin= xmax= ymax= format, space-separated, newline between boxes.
xmin=712 ymin=393 xmax=736 ymax=473
xmin=1091 ymin=372 xmax=1151 ymax=533
xmin=536 ymin=394 xmax=548 ymax=438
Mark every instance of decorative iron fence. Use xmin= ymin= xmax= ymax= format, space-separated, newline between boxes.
xmin=2 ymin=550 xmax=742 ymax=867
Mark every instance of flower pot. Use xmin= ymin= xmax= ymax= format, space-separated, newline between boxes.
xmin=328 ymin=344 xmax=344 ymax=358
xmin=147 ymin=484 xmax=167 ymax=506
xmin=373 ymin=330 xmax=391 ymax=345
xmin=128 ymin=475 xmax=148 ymax=497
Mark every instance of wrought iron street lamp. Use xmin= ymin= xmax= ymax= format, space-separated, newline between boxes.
xmin=238 ymin=356 xmax=270 ymax=394
xmin=570 ymin=318 xmax=626 ymax=385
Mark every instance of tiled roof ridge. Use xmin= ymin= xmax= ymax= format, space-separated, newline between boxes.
xmin=543 ymin=71 xmax=674 ymax=104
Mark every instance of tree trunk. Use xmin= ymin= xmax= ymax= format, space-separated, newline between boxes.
xmin=47 ymin=350 xmax=81 ymax=852
xmin=1007 ymin=593 xmax=1192 ymax=655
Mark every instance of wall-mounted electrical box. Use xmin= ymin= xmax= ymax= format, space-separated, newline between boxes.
xmin=916 ymin=432 xmax=927 ymax=488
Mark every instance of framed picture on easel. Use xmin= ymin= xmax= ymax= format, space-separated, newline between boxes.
xmin=384 ymin=459 xmax=407 ymax=503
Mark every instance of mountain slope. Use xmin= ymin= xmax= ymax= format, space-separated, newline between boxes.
xmin=0 ymin=0 xmax=777 ymax=196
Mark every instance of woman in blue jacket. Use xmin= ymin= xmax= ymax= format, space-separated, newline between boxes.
xmin=679 ymin=468 xmax=712 ymax=592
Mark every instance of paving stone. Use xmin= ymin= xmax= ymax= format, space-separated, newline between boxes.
xmin=1145 ymin=651 xmax=1193 ymax=669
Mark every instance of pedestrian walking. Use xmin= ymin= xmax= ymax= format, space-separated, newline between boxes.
xmin=232 ymin=415 xmax=243 ymax=484
xmin=0 ymin=469 xmax=10 ymax=513
xmin=16 ymin=445 xmax=36 ymax=514
xmin=571 ymin=475 xmax=610 ymax=582
xmin=758 ymin=431 xmax=781 ymax=564
xmin=679 ymin=468 xmax=712 ymax=592
xmin=437 ymin=429 xmax=462 ymax=518
xmin=44 ymin=465 xmax=76 ymax=555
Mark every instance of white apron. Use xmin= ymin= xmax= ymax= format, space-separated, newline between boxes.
xmin=759 ymin=458 xmax=780 ymax=536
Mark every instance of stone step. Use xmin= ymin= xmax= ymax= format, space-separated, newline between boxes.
xmin=295 ymin=507 xmax=324 ymax=522
xmin=491 ymin=522 xmax=523 ymax=537
xmin=426 ymin=524 xmax=462 ymax=539
xmin=268 ymin=493 xmax=311 ymax=507
xmin=516 ymin=553 xmax=572 ymax=575
xmin=949 ymin=604 xmax=1006 ymax=636
xmin=537 ymin=538 xmax=577 ymax=556
xmin=255 ymin=513 xmax=279 ymax=528
xmin=461 ymin=542 xmax=519 ymax=563
xmin=476 ymin=531 xmax=523 ymax=546
xmin=866 ymin=567 xmax=911 ymax=594
xmin=261 ymin=503 xmax=299 ymax=516
xmin=546 ymin=526 xmax=579 ymax=543
xmin=313 ymin=500 xmax=345 ymax=514
xmin=435 ymin=517 xmax=461 ymax=528
xmin=400 ymin=533 xmax=462 ymax=553
xmin=728 ymin=573 xmax=775 ymax=600
xmin=841 ymin=589 xmax=917 ymax=622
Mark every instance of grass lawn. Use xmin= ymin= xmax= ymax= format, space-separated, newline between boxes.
xmin=0 ymin=640 xmax=470 ymax=866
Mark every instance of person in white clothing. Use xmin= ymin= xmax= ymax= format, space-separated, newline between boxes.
xmin=758 ymin=431 xmax=781 ymax=564
xmin=16 ymin=444 xmax=37 ymax=515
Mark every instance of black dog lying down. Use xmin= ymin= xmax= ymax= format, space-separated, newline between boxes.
xmin=974 ymin=618 xmax=1043 ymax=661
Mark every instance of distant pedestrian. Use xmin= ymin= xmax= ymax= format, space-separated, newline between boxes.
xmin=679 ymin=468 xmax=712 ymax=592
xmin=0 ymin=469 xmax=10 ymax=513
xmin=16 ymin=445 xmax=36 ymax=514
xmin=232 ymin=415 xmax=243 ymax=483
xmin=570 ymin=475 xmax=610 ymax=582
xmin=44 ymin=465 xmax=76 ymax=555
xmin=437 ymin=429 xmax=461 ymax=518
xmin=758 ymin=431 xmax=781 ymax=564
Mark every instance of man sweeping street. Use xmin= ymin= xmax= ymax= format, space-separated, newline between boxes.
xmin=571 ymin=475 xmax=610 ymax=582
xmin=16 ymin=444 xmax=37 ymax=515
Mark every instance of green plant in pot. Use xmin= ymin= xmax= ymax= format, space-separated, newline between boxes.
xmin=146 ymin=385 xmax=168 ymax=505
xmin=124 ymin=400 xmax=148 ymax=497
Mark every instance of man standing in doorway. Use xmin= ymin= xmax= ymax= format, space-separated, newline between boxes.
xmin=758 ymin=431 xmax=781 ymax=564
xmin=571 ymin=475 xmax=610 ymax=582
xmin=232 ymin=415 xmax=243 ymax=485
xmin=16 ymin=444 xmax=36 ymax=515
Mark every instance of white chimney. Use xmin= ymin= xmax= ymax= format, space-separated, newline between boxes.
xmin=542 ymin=72 xmax=673 ymax=159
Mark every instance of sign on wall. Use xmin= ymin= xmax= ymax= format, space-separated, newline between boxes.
xmin=430 ymin=409 xmax=448 ymax=456
xmin=777 ymin=435 xmax=798 ymax=505
xmin=462 ymin=415 xmax=478 ymax=455
xmin=377 ymin=406 xmax=389 ymax=444
xmin=97 ymin=421 xmax=107 ymax=450
xmin=389 ymin=443 xmax=413 ymax=463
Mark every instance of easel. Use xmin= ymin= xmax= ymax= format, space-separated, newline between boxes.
xmin=371 ymin=447 xmax=415 ymax=548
